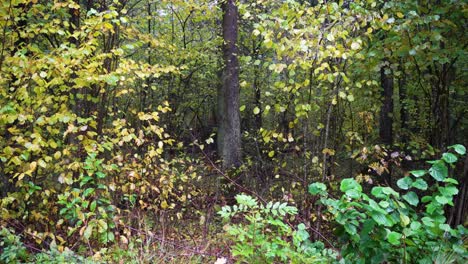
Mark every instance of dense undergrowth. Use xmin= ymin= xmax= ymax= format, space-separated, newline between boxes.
xmin=1 ymin=146 xmax=467 ymax=263
xmin=1 ymin=0 xmax=467 ymax=263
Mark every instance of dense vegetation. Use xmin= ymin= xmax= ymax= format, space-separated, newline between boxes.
xmin=0 ymin=0 xmax=467 ymax=263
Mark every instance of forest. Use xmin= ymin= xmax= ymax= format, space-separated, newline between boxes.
xmin=0 ymin=0 xmax=467 ymax=263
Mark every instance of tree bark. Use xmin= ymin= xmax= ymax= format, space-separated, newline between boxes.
xmin=218 ymin=0 xmax=241 ymax=168
xmin=380 ymin=61 xmax=394 ymax=185
xmin=398 ymin=63 xmax=408 ymax=143
xmin=379 ymin=63 xmax=394 ymax=146
xmin=431 ymin=62 xmax=450 ymax=152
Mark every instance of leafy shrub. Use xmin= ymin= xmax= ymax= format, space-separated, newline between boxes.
xmin=0 ymin=227 xmax=88 ymax=264
xmin=0 ymin=228 xmax=29 ymax=264
xmin=218 ymin=194 xmax=338 ymax=263
xmin=57 ymin=152 xmax=116 ymax=245
xmin=309 ymin=144 xmax=468 ymax=263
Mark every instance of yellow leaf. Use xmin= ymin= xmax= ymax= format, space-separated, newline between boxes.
xmin=29 ymin=161 xmax=37 ymax=172
xmin=253 ymin=107 xmax=260 ymax=115
xmin=268 ymin=151 xmax=275 ymax=158
xmin=38 ymin=159 xmax=47 ymax=168
xmin=322 ymin=148 xmax=336 ymax=156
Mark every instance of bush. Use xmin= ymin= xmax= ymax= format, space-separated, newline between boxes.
xmin=218 ymin=194 xmax=338 ymax=263
xmin=309 ymin=144 xmax=468 ymax=263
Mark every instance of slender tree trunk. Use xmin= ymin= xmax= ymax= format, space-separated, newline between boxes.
xmin=380 ymin=61 xmax=394 ymax=185
xmin=431 ymin=62 xmax=450 ymax=152
xmin=398 ymin=63 xmax=408 ymax=143
xmin=67 ymin=1 xmax=83 ymax=182
xmin=218 ymin=0 xmax=241 ymax=168
xmin=380 ymin=62 xmax=394 ymax=146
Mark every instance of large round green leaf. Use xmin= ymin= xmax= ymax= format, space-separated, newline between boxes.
xmin=402 ymin=191 xmax=419 ymax=206
xmin=449 ymin=144 xmax=466 ymax=155
xmin=412 ymin=179 xmax=428 ymax=190
xmin=397 ymin=177 xmax=413 ymax=190
xmin=340 ymin=178 xmax=362 ymax=192
xmin=429 ymin=162 xmax=448 ymax=181
xmin=387 ymin=231 xmax=402 ymax=245
xmin=442 ymin=153 xmax=458 ymax=163
xmin=308 ymin=182 xmax=327 ymax=195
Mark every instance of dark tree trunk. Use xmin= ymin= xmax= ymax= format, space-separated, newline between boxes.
xmin=380 ymin=63 xmax=394 ymax=146
xmin=398 ymin=63 xmax=408 ymax=143
xmin=217 ymin=0 xmax=241 ymax=168
xmin=380 ymin=61 xmax=394 ymax=185
xmin=431 ymin=62 xmax=450 ymax=152
xmin=449 ymin=155 xmax=468 ymax=227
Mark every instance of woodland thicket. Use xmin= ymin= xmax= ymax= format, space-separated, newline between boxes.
xmin=0 ymin=0 xmax=467 ymax=263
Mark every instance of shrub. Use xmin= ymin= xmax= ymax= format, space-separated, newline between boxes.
xmin=218 ymin=194 xmax=338 ymax=263
xmin=309 ymin=144 xmax=468 ymax=263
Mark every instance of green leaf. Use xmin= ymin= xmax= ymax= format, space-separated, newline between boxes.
xmin=410 ymin=170 xmax=426 ymax=177
xmin=410 ymin=221 xmax=421 ymax=230
xmin=97 ymin=219 xmax=108 ymax=233
xmin=90 ymin=201 xmax=97 ymax=212
xmin=387 ymin=231 xmax=402 ymax=245
xmin=400 ymin=213 xmax=410 ymax=227
xmin=412 ymin=179 xmax=428 ymax=190
xmin=308 ymin=182 xmax=327 ymax=195
xmin=83 ymin=224 xmax=93 ymax=240
xmin=294 ymin=223 xmax=310 ymax=242
xmin=382 ymin=187 xmax=399 ymax=197
xmin=421 ymin=196 xmax=432 ymax=203
xmin=105 ymin=75 xmax=119 ymax=86
xmin=442 ymin=153 xmax=457 ymax=163
xmin=448 ymin=144 xmax=466 ymax=155
xmin=402 ymin=191 xmax=419 ymax=206
xmin=345 ymin=223 xmax=357 ymax=235
xmin=370 ymin=212 xmax=392 ymax=226
xmin=107 ymin=231 xmax=115 ymax=242
xmin=397 ymin=177 xmax=413 ymax=190
xmin=439 ymin=186 xmax=458 ymax=196
xmin=368 ymin=200 xmax=386 ymax=214
xmin=443 ymin=178 xmax=458 ymax=184
xmin=345 ymin=189 xmax=361 ymax=199
xmin=371 ymin=187 xmax=385 ymax=198
xmin=435 ymin=195 xmax=449 ymax=205
xmin=439 ymin=224 xmax=451 ymax=232
xmin=83 ymin=188 xmax=95 ymax=197
xmin=379 ymin=201 xmax=389 ymax=208
xmin=340 ymin=178 xmax=362 ymax=192
xmin=422 ymin=217 xmax=434 ymax=227
xmin=429 ymin=162 xmax=448 ymax=181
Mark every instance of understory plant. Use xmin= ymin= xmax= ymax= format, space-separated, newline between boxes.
xmin=0 ymin=228 xmax=87 ymax=264
xmin=218 ymin=194 xmax=338 ymax=263
xmin=57 ymin=152 xmax=116 ymax=245
xmin=309 ymin=144 xmax=467 ymax=263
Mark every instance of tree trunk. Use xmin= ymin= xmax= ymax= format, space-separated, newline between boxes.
xmin=431 ymin=62 xmax=450 ymax=152
xmin=380 ymin=62 xmax=394 ymax=146
xmin=398 ymin=63 xmax=408 ymax=143
xmin=380 ymin=61 xmax=394 ymax=185
xmin=217 ymin=0 xmax=241 ymax=168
